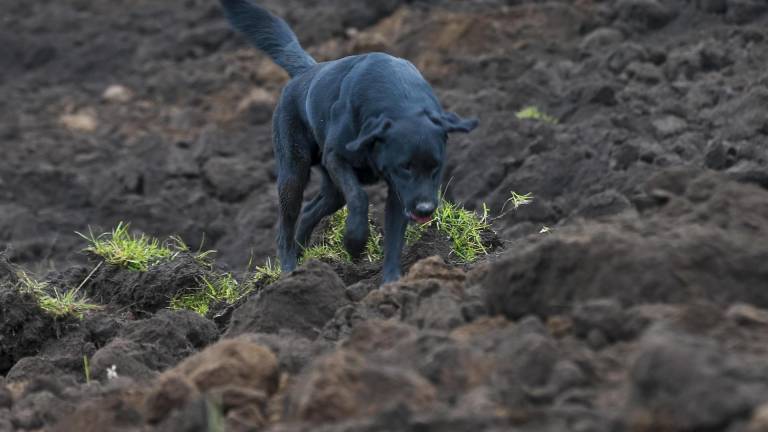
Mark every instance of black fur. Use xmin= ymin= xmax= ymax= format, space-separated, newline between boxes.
xmin=219 ymin=0 xmax=316 ymax=77
xmin=220 ymin=0 xmax=478 ymax=282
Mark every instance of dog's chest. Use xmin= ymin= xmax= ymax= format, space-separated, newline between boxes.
xmin=354 ymin=165 xmax=380 ymax=185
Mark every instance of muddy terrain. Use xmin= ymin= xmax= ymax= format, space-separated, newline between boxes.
xmin=2 ymin=0 xmax=768 ymax=431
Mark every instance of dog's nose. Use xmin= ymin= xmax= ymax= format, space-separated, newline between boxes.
xmin=415 ymin=202 xmax=436 ymax=217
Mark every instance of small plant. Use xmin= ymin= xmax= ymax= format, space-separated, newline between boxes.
xmin=170 ymin=234 xmax=217 ymax=269
xmin=405 ymin=221 xmax=428 ymax=245
xmin=15 ymin=269 xmax=49 ymax=295
xmin=432 ymin=199 xmax=491 ymax=262
xmin=505 ymin=191 xmax=534 ymax=210
xmin=170 ymin=273 xmax=251 ymax=316
xmin=77 ymin=222 xmax=178 ymax=271
xmin=494 ymin=190 xmax=535 ymax=221
xmin=16 ymin=269 xmax=100 ymax=319
xmin=303 ymin=243 xmax=348 ymax=263
xmin=515 ymin=106 xmax=558 ymax=124
xmin=301 ymin=207 xmax=384 ymax=263
xmin=365 ymin=225 xmax=384 ymax=262
xmin=78 ymin=223 xmax=216 ymax=272
xmin=83 ymin=356 xmax=91 ymax=384
xmin=205 ymin=398 xmax=226 ymax=432
xmin=252 ymin=257 xmax=281 ymax=285
xmin=37 ymin=287 xmax=101 ymax=319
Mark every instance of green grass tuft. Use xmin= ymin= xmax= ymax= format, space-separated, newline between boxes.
xmin=15 ymin=269 xmax=48 ymax=294
xmin=301 ymin=207 xmax=384 ymax=264
xmin=15 ymin=270 xmax=100 ymax=319
xmin=77 ymin=222 xmax=178 ymax=271
xmin=37 ymin=288 xmax=101 ymax=319
xmin=76 ymin=223 xmax=245 ymax=316
xmin=83 ymin=355 xmax=91 ymax=384
xmin=515 ymin=106 xmax=558 ymax=124
xmin=252 ymin=258 xmax=281 ymax=285
xmin=169 ymin=234 xmax=218 ymax=269
xmin=77 ymin=222 xmax=215 ymax=272
xmin=501 ymin=191 xmax=534 ymax=214
xmin=432 ymin=199 xmax=491 ymax=262
xmin=241 ymin=195 xmax=497 ymax=278
xmin=301 ymin=196 xmax=492 ymax=265
xmin=405 ymin=221 xmax=429 ymax=245
xmin=170 ymin=273 xmax=247 ymax=316
xmin=302 ymin=244 xmax=346 ymax=263
xmin=206 ymin=398 xmax=226 ymax=432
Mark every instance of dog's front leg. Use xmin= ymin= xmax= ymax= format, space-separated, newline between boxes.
xmin=326 ymin=154 xmax=369 ymax=259
xmin=382 ymin=188 xmax=408 ymax=283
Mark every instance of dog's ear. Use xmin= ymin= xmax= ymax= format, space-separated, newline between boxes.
xmin=428 ymin=110 xmax=479 ymax=134
xmin=346 ymin=115 xmax=393 ymax=152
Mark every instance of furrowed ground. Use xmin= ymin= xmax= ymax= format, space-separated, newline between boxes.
xmin=2 ymin=1 xmax=768 ymax=431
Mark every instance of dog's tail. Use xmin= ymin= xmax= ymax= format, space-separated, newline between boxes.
xmin=219 ymin=0 xmax=317 ymax=77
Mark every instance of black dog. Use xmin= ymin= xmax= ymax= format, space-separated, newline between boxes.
xmin=220 ymin=0 xmax=478 ymax=282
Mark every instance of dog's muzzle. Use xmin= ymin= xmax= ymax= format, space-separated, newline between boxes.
xmin=406 ymin=201 xmax=435 ymax=224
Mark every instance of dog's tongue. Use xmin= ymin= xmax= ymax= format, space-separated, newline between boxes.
xmin=411 ymin=214 xmax=432 ymax=224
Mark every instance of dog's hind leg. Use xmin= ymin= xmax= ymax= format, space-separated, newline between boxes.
xmin=295 ymin=167 xmax=344 ymax=250
xmin=274 ymin=123 xmax=312 ymax=274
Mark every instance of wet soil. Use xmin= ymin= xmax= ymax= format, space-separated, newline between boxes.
xmin=2 ymin=0 xmax=768 ymax=431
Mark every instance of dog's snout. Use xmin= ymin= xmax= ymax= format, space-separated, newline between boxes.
xmin=415 ymin=202 xmax=436 ymax=216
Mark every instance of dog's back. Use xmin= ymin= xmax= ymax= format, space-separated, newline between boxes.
xmin=290 ymin=53 xmax=440 ymax=144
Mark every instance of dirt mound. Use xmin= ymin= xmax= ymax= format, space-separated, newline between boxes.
xmin=144 ymin=338 xmax=279 ymax=429
xmin=3 ymin=254 xmax=764 ymax=432
xmin=89 ymin=309 xmax=219 ymax=381
xmin=0 ymin=255 xmax=54 ymax=375
xmin=46 ymin=338 xmax=280 ymax=432
xmin=284 ymin=348 xmax=438 ymax=423
xmin=0 ymin=286 xmax=54 ymax=375
xmin=321 ymin=255 xmax=491 ymax=345
xmin=481 ymin=169 xmax=768 ymax=319
xmin=625 ymin=325 xmax=764 ymax=431
xmin=226 ymin=260 xmax=348 ymax=340
xmin=84 ymin=254 xmax=210 ymax=315
xmin=1 ymin=310 xmax=218 ymax=430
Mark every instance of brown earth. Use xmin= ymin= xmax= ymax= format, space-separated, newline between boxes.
xmin=3 ymin=0 xmax=768 ymax=431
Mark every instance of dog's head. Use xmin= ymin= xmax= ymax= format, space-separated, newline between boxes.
xmin=347 ymin=110 xmax=478 ymax=223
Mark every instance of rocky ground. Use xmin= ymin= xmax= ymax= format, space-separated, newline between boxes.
xmin=3 ymin=0 xmax=768 ymax=430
